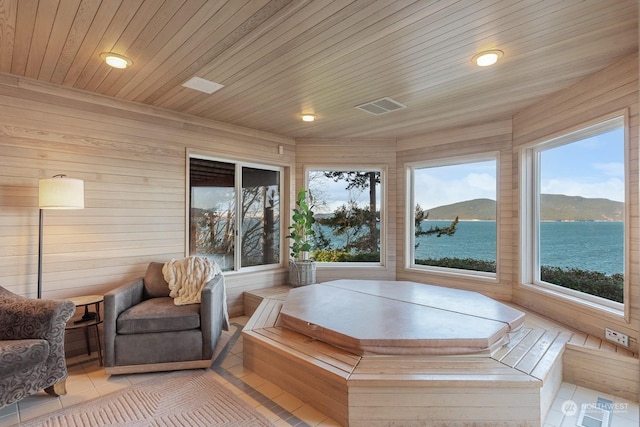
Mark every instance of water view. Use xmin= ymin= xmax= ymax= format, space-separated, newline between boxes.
xmin=416 ymin=220 xmax=623 ymax=276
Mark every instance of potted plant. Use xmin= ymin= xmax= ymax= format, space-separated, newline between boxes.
xmin=286 ymin=188 xmax=316 ymax=286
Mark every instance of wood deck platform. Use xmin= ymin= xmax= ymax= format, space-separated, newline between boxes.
xmin=280 ymin=280 xmax=525 ymax=356
xmin=243 ymin=285 xmax=575 ymax=426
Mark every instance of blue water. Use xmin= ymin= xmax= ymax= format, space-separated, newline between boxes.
xmin=415 ymin=221 xmax=623 ymax=275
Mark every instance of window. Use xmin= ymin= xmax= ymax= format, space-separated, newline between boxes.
xmin=307 ymin=169 xmax=382 ymax=263
xmin=189 ymin=156 xmax=281 ymax=271
xmin=409 ymin=157 xmax=497 ymax=275
xmin=522 ymin=116 xmax=625 ymax=309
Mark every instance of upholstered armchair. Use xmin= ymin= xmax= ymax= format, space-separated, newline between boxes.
xmin=103 ymin=261 xmax=228 ymax=375
xmin=0 ymin=287 xmax=75 ymax=408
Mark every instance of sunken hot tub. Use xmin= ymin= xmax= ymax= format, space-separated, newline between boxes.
xmin=279 ymin=279 xmax=525 ymax=356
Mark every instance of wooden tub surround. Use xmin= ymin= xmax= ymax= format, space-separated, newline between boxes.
xmin=242 ymin=281 xmax=569 ymax=426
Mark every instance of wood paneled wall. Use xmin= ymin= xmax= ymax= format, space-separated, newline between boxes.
xmin=294 ymin=138 xmax=397 ymax=282
xmin=395 ymin=119 xmax=514 ymax=302
xmin=0 ymin=73 xmax=294 ymax=324
xmin=393 ymin=52 xmax=638 ymax=353
xmin=1 ymin=51 xmax=638 ymax=359
xmin=512 ymin=53 xmax=639 ymax=352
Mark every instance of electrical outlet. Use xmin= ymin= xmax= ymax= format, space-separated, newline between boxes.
xmin=605 ymin=328 xmax=629 ymax=347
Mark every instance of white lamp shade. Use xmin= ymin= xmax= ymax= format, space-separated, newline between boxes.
xmin=39 ymin=176 xmax=84 ymax=209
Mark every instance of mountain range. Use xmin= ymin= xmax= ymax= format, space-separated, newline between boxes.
xmin=425 ymin=194 xmax=623 ymax=221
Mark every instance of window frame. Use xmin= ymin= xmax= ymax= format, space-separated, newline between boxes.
xmin=406 ymin=153 xmax=499 ymax=281
xmin=187 ymin=153 xmax=284 ymax=274
xmin=305 ymin=166 xmax=387 ymax=267
xmin=519 ymin=113 xmax=629 ymax=318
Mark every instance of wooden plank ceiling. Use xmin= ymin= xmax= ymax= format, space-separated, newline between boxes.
xmin=0 ymin=0 xmax=637 ymax=140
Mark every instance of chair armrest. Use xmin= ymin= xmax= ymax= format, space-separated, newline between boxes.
xmin=0 ymin=287 xmax=76 ymax=377
xmin=200 ymin=274 xmax=228 ymax=360
xmin=0 ymin=289 xmax=75 ymax=342
xmin=103 ymin=278 xmax=144 ymax=367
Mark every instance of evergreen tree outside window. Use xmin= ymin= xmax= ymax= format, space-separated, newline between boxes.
xmin=307 ymin=170 xmax=382 ymax=263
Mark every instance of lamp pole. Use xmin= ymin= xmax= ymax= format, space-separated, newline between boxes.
xmin=38 ymin=208 xmax=44 ymax=299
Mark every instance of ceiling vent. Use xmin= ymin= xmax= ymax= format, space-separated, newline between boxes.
xmin=182 ymin=77 xmax=224 ymax=94
xmin=355 ymin=97 xmax=407 ymax=115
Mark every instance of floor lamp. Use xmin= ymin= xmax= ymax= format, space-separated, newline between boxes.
xmin=38 ymin=174 xmax=85 ymax=299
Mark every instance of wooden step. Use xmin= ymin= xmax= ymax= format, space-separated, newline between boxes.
xmin=243 ymin=285 xmax=290 ymax=317
xmin=495 ymin=328 xmax=572 ymax=380
xmin=564 ymin=332 xmax=639 ymax=402
xmin=243 ymin=298 xmax=359 ymax=426
xmin=242 ymin=286 xmax=639 ymax=426
xmin=242 ymin=292 xmax=567 ymax=426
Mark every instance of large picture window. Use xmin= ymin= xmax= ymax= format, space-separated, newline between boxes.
xmin=307 ymin=169 xmax=382 ymax=263
xmin=409 ymin=157 xmax=497 ymax=275
xmin=522 ymin=116 xmax=626 ymax=309
xmin=189 ymin=156 xmax=281 ymax=271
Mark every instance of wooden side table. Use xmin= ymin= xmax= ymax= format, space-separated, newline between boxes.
xmin=66 ymin=295 xmax=103 ymax=366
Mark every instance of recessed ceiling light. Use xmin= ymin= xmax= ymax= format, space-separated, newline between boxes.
xmin=301 ymin=114 xmax=316 ymax=122
xmin=182 ymin=76 xmax=224 ymax=94
xmin=100 ymin=52 xmax=132 ymax=69
xmin=472 ymin=50 xmax=503 ymax=67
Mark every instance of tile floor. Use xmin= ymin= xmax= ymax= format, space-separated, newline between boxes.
xmin=543 ymin=381 xmax=639 ymax=427
xmin=0 ymin=316 xmax=637 ymax=427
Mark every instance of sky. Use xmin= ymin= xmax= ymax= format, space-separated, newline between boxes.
xmin=539 ymin=128 xmax=624 ymax=203
xmin=415 ymin=128 xmax=624 ymax=210
xmin=193 ymin=126 xmax=624 ymax=213
xmin=413 ymin=160 xmax=497 ymax=210
xmin=308 ymin=171 xmax=381 ymax=214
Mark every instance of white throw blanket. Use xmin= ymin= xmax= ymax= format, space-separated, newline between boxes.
xmin=162 ymin=256 xmax=229 ymax=330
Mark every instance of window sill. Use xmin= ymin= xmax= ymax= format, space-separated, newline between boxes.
xmin=519 ymin=282 xmax=625 ymax=319
xmin=407 ymin=265 xmax=498 ymax=283
xmin=315 ymin=262 xmax=384 ymax=268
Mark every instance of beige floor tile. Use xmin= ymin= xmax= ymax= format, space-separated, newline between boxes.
xmin=255 ymin=380 xmax=285 ymax=399
xmin=234 ymin=316 xmax=250 ymax=325
xmin=9 ymin=316 xmax=636 ymax=427
xmin=0 ymin=412 xmax=19 ymax=427
xmin=0 ymin=404 xmax=16 ymax=418
xmin=273 ymin=392 xmax=305 ymax=413
xmin=211 ymin=373 xmax=231 ymax=387
xmin=16 ymin=393 xmax=60 ymax=411
xmin=316 ymin=417 xmax=343 ymax=427
xmin=125 ymin=372 xmax=166 ymax=384
xmin=226 ymin=362 xmax=253 ymax=378
xmin=64 ymin=376 xmax=98 ymax=394
xmin=220 ymin=352 xmax=243 ymax=369
xmin=59 ymin=388 xmax=100 ymax=407
xmin=255 ymin=404 xmax=282 ymax=422
xmin=17 ymin=398 xmax=62 ymax=423
xmin=237 ymin=392 xmax=262 ymax=408
xmin=241 ymin=372 xmax=268 ymax=388
xmin=613 ymin=417 xmax=640 ymax=427
xmin=293 ymin=404 xmax=331 ymax=425
xmin=100 ymin=383 xmax=131 ymax=396
xmin=230 ymin=340 xmax=244 ymax=355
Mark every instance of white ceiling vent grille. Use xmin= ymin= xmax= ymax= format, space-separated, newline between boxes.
xmin=182 ymin=77 xmax=224 ymax=94
xmin=356 ymin=97 xmax=407 ymax=115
